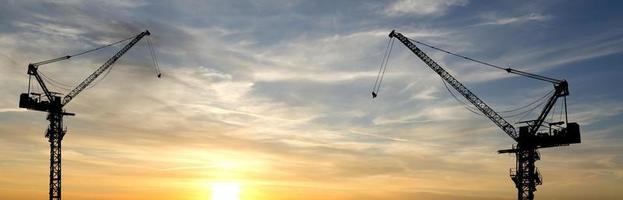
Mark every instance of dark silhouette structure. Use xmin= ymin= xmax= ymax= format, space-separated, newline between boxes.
xmin=18 ymin=30 xmax=157 ymax=200
xmin=373 ymin=30 xmax=581 ymax=200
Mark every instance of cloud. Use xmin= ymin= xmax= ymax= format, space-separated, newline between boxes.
xmin=49 ymin=0 xmax=147 ymax=8
xmin=570 ymin=101 xmax=623 ymax=125
xmin=384 ymin=0 xmax=468 ymax=17
xmin=0 ymin=108 xmax=26 ymax=113
xmin=477 ymin=13 xmax=550 ymax=26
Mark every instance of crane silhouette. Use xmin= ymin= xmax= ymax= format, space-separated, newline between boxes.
xmin=372 ymin=30 xmax=581 ymax=200
xmin=18 ymin=30 xmax=159 ymax=200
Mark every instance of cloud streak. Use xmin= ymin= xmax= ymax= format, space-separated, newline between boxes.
xmin=476 ymin=13 xmax=550 ymax=26
xmin=384 ymin=0 xmax=468 ymax=17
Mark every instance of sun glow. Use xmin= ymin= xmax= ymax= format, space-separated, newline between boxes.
xmin=210 ymin=182 xmax=241 ymax=200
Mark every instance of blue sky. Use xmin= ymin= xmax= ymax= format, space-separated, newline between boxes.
xmin=0 ymin=1 xmax=622 ymax=199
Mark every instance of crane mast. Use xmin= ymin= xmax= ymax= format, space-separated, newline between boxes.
xmin=383 ymin=30 xmax=580 ymax=200
xmin=18 ymin=30 xmax=154 ymax=200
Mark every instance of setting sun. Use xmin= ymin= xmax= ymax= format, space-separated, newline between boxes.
xmin=210 ymin=182 xmax=241 ymax=200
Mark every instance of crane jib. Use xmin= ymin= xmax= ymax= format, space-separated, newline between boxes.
xmin=61 ymin=30 xmax=151 ymax=106
xmin=388 ymin=30 xmax=519 ymax=140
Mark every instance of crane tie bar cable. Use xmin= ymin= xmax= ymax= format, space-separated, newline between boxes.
xmin=30 ymin=34 xmax=139 ymax=67
xmin=406 ymin=36 xmax=564 ymax=84
xmin=68 ymin=34 xmax=138 ymax=59
xmin=406 ymin=37 xmax=509 ymax=71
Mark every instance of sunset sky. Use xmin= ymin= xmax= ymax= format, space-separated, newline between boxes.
xmin=1 ymin=0 xmax=622 ymax=200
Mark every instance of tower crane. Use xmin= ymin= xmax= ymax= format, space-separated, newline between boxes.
xmin=372 ymin=30 xmax=581 ymax=200
xmin=18 ymin=30 xmax=160 ymax=200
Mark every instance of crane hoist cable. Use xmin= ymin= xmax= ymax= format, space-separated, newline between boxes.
xmin=515 ymin=96 xmax=555 ymax=122
xmin=505 ymin=96 xmax=550 ymax=120
xmin=372 ymin=38 xmax=391 ymax=94
xmin=40 ymin=69 xmax=104 ymax=92
xmin=441 ymin=78 xmax=485 ymax=116
xmin=441 ymin=76 xmax=553 ymax=119
xmin=504 ymin=99 xmax=549 ymax=119
xmin=84 ymin=57 xmax=116 ymax=90
xmin=39 ymin=72 xmax=73 ymax=90
xmin=498 ymin=90 xmax=553 ymax=114
xmin=558 ymin=101 xmax=565 ymax=122
xmin=545 ymin=100 xmax=558 ymax=122
xmin=146 ymin=37 xmax=162 ymax=78
xmin=371 ymin=37 xmax=394 ymax=98
xmin=442 ymin=73 xmax=555 ymax=121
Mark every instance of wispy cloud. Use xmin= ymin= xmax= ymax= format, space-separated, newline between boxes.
xmin=384 ymin=0 xmax=468 ymax=17
xmin=476 ymin=13 xmax=550 ymax=26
